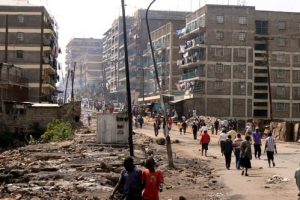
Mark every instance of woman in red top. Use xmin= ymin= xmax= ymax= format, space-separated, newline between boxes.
xmin=141 ymin=157 xmax=164 ymax=200
xmin=200 ymin=130 xmax=211 ymax=156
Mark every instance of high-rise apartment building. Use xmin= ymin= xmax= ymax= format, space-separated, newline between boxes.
xmin=141 ymin=20 xmax=186 ymax=104
xmin=176 ymin=4 xmax=300 ymax=121
xmin=0 ymin=5 xmax=59 ymax=102
xmin=65 ymin=38 xmax=102 ymax=99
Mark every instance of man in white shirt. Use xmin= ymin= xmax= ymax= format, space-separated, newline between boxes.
xmin=264 ymin=132 xmax=277 ymax=167
xmin=218 ymin=129 xmax=228 ymax=156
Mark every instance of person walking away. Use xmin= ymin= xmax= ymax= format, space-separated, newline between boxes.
xmin=214 ymin=119 xmax=219 ymax=135
xmin=141 ymin=157 xmax=164 ymax=200
xmin=253 ymin=127 xmax=262 ymax=159
xmin=177 ymin=121 xmax=183 ymax=135
xmin=182 ymin=120 xmax=187 ymax=135
xmin=218 ymin=129 xmax=228 ymax=156
xmin=167 ymin=116 xmax=173 ymax=131
xmin=110 ymin=157 xmax=142 ymax=200
xmin=295 ymin=162 xmax=300 ymax=196
xmin=200 ymin=130 xmax=210 ymax=156
xmin=223 ymin=135 xmax=233 ymax=169
xmin=153 ymin=117 xmax=161 ymax=137
xmin=192 ymin=122 xmax=198 ymax=140
xmin=87 ymin=114 xmax=91 ymax=126
xmin=138 ymin=115 xmax=144 ymax=128
xmin=233 ymin=133 xmax=243 ymax=169
xmin=264 ymin=132 xmax=277 ymax=167
xmin=240 ymin=135 xmax=252 ymax=176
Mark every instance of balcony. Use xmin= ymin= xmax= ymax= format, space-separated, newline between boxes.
xmin=0 ymin=74 xmax=28 ymax=87
xmin=181 ymin=71 xmax=205 ymax=81
xmin=178 ymin=55 xmax=206 ymax=69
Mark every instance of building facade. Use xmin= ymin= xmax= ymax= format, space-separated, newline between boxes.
xmin=0 ymin=5 xmax=59 ymax=102
xmin=176 ymin=4 xmax=300 ymax=121
xmin=141 ymin=20 xmax=186 ymax=104
xmin=65 ymin=38 xmax=103 ymax=100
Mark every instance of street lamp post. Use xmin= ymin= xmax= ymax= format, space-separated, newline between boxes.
xmin=121 ymin=0 xmax=134 ymax=157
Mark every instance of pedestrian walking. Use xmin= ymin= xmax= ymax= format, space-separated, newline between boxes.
xmin=218 ymin=129 xmax=228 ymax=156
xmin=200 ymin=130 xmax=210 ymax=156
xmin=137 ymin=115 xmax=144 ymax=128
xmin=295 ymin=162 xmax=300 ymax=196
xmin=110 ymin=157 xmax=143 ymax=200
xmin=223 ymin=135 xmax=233 ymax=170
xmin=177 ymin=121 xmax=183 ymax=135
xmin=141 ymin=157 xmax=164 ymax=200
xmin=87 ymin=114 xmax=91 ymax=126
xmin=253 ymin=127 xmax=262 ymax=159
xmin=182 ymin=120 xmax=187 ymax=135
xmin=214 ymin=119 xmax=219 ymax=135
xmin=264 ymin=132 xmax=277 ymax=167
xmin=233 ymin=133 xmax=243 ymax=169
xmin=240 ymin=135 xmax=252 ymax=176
xmin=153 ymin=117 xmax=161 ymax=137
xmin=192 ymin=122 xmax=198 ymax=140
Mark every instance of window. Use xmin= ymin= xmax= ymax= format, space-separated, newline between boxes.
xmin=17 ymin=32 xmax=24 ymax=41
xmin=215 ymin=48 xmax=224 ymax=57
xmin=276 ymin=54 xmax=286 ymax=63
xmin=296 ymin=71 xmax=300 ymax=79
xmin=215 ymin=63 xmax=224 ymax=73
xmin=276 ymin=70 xmax=286 ymax=78
xmin=278 ymin=21 xmax=286 ymax=30
xmin=17 ymin=15 xmax=24 ymax=23
xmin=275 ymin=103 xmax=286 ymax=112
xmin=239 ymin=81 xmax=246 ymax=89
xmin=276 ymin=87 xmax=286 ymax=96
xmin=238 ymin=48 xmax=246 ymax=57
xmin=215 ymin=81 xmax=224 ymax=89
xmin=239 ymin=32 xmax=246 ymax=41
xmin=239 ymin=64 xmax=246 ymax=73
xmin=16 ymin=50 xmax=23 ymax=59
xmin=239 ymin=16 xmax=247 ymax=25
xmin=216 ymin=15 xmax=224 ymax=24
xmin=255 ymin=20 xmax=268 ymax=35
xmin=277 ymin=38 xmax=286 ymax=47
xmin=216 ymin=31 xmax=224 ymax=40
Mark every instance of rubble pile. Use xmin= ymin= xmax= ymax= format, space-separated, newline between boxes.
xmin=266 ymin=175 xmax=290 ymax=184
xmin=0 ymin=131 xmax=226 ymax=200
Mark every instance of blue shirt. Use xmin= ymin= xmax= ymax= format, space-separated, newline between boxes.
xmin=120 ymin=167 xmax=142 ymax=198
xmin=252 ymin=131 xmax=262 ymax=144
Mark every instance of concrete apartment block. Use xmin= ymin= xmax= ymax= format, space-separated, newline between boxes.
xmin=173 ymin=4 xmax=300 ymax=121
xmin=0 ymin=5 xmax=59 ymax=102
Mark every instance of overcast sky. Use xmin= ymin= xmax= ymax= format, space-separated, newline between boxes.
xmin=24 ymin=0 xmax=300 ymax=71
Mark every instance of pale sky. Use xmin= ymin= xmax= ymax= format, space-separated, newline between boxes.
xmin=20 ymin=0 xmax=300 ymax=71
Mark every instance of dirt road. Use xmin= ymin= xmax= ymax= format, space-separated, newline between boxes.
xmin=135 ymin=125 xmax=300 ymax=200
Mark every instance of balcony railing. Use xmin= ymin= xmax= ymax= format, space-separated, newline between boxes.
xmin=0 ymin=74 xmax=28 ymax=87
xmin=181 ymin=71 xmax=205 ymax=80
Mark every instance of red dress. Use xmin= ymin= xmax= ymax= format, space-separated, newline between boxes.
xmin=142 ymin=169 xmax=164 ymax=200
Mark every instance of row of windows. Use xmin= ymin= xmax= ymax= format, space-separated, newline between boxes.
xmin=276 ymin=87 xmax=300 ymax=96
xmin=275 ymin=70 xmax=300 ymax=79
xmin=214 ymin=64 xmax=246 ymax=73
xmin=275 ymin=103 xmax=300 ymax=112
xmin=216 ymin=31 xmax=246 ymax=41
xmin=216 ymin=15 xmax=247 ymax=25
xmin=214 ymin=48 xmax=246 ymax=57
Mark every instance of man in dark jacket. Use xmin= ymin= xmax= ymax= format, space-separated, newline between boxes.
xmin=223 ymin=135 xmax=233 ymax=170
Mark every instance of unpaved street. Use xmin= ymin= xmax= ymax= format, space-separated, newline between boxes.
xmin=135 ymin=125 xmax=300 ymax=200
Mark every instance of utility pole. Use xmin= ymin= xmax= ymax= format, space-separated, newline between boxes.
xmin=71 ymin=62 xmax=76 ymax=101
xmin=39 ymin=11 xmax=44 ymax=103
xmin=64 ymin=69 xmax=70 ymax=104
xmin=146 ymin=0 xmax=174 ymax=168
xmin=265 ymin=38 xmax=273 ymax=121
xmin=121 ymin=0 xmax=134 ymax=157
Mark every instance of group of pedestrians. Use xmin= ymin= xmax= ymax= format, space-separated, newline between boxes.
xmin=110 ymin=156 xmax=164 ymax=200
xmin=215 ymin=127 xmax=278 ymax=176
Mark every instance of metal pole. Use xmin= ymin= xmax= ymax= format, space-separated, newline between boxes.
xmin=266 ymin=38 xmax=273 ymax=121
xmin=71 ymin=62 xmax=76 ymax=101
xmin=146 ymin=0 xmax=174 ymax=168
xmin=121 ymin=0 xmax=134 ymax=157
xmin=39 ymin=11 xmax=44 ymax=103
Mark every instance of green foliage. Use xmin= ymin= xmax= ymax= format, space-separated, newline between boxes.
xmin=41 ymin=119 xmax=74 ymax=143
xmin=28 ymin=135 xmax=36 ymax=145
xmin=0 ymin=129 xmax=14 ymax=148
